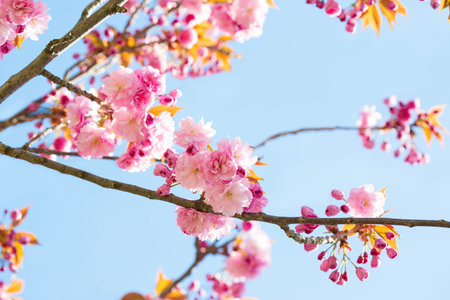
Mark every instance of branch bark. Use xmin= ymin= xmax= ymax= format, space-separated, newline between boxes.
xmin=0 ymin=0 xmax=128 ymax=105
xmin=1 ymin=141 xmax=449 ymax=230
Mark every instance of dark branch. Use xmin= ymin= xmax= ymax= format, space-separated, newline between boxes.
xmin=41 ymin=69 xmax=103 ymax=103
xmin=1 ymin=141 xmax=449 ymax=231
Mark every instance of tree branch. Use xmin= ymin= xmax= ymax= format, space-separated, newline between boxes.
xmin=254 ymin=126 xmax=385 ymax=149
xmin=22 ymin=122 xmax=65 ymax=150
xmin=41 ymin=69 xmax=103 ymax=103
xmin=25 ymin=147 xmax=118 ymax=160
xmin=1 ymin=141 xmax=449 ymax=232
xmin=0 ymin=0 xmax=128 ymax=105
xmin=77 ymin=0 xmax=108 ymax=24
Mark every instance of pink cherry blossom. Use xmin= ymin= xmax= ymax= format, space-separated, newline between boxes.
xmin=101 ymin=66 xmax=138 ymax=108
xmin=0 ymin=19 xmax=15 ymax=45
xmin=325 ymin=0 xmax=342 ymax=17
xmin=177 ymin=28 xmax=198 ymax=49
xmin=176 ymin=207 xmax=234 ymax=241
xmin=346 ymin=184 xmax=385 ymax=218
xmin=217 ymin=137 xmax=257 ymax=170
xmin=4 ymin=0 xmax=35 ymax=25
xmin=174 ymin=152 xmax=207 ymax=191
xmin=66 ymin=96 xmax=100 ymax=134
xmin=202 ymin=150 xmax=237 ymax=184
xmin=174 ymin=117 xmax=216 ymax=149
xmin=357 ymin=105 xmax=382 ymax=128
xmin=181 ymin=0 xmax=211 ymax=22
xmin=205 ymin=178 xmax=252 ymax=216
xmin=75 ymin=124 xmax=116 ymax=159
xmin=22 ymin=0 xmax=50 ymax=41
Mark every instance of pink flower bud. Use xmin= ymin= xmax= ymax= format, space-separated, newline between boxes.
xmin=304 ymin=243 xmax=319 ymax=252
xmin=318 ymin=251 xmax=326 ymax=261
xmin=316 ymin=0 xmax=325 ymax=8
xmin=340 ymin=205 xmax=350 ymax=213
xmin=320 ymin=259 xmax=330 ymax=272
xmin=306 ymin=0 xmax=317 ymax=4
xmin=381 ymin=141 xmax=391 ymax=152
xmin=370 ymin=247 xmax=380 ymax=256
xmin=153 ymin=164 xmax=172 ymax=178
xmin=156 ymin=184 xmax=171 ymax=196
xmin=431 ymin=0 xmax=440 ymax=9
xmin=356 ymin=267 xmax=369 ymax=281
xmin=325 ymin=0 xmax=342 ymax=17
xmin=329 ymin=270 xmax=340 ymax=282
xmin=331 ymin=189 xmax=344 ymax=200
xmin=385 ymin=232 xmax=395 ymax=240
xmin=177 ymin=28 xmax=198 ymax=49
xmin=242 ymin=222 xmax=252 ymax=231
xmin=301 ymin=206 xmax=316 ymax=217
xmin=371 ymin=255 xmax=381 ymax=268
xmin=10 ymin=210 xmax=22 ymax=221
xmin=159 ymin=95 xmax=175 ymax=106
xmin=387 ymin=0 xmax=398 ymax=11
xmin=325 ymin=205 xmax=340 ymax=216
xmin=189 ymin=280 xmax=200 ymax=291
xmin=328 ymin=256 xmax=338 ymax=269
xmin=375 ymin=238 xmax=387 ymax=250
xmin=386 ymin=248 xmax=398 ymax=259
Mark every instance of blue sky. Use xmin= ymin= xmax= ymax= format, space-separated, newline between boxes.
xmin=1 ymin=0 xmax=450 ymax=299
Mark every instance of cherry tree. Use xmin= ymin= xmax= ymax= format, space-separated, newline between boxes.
xmin=0 ymin=0 xmax=449 ymax=299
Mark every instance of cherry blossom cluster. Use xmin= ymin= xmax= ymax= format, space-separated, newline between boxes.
xmin=151 ymin=117 xmax=267 ymax=240
xmin=0 ymin=0 xmax=50 ymax=59
xmin=295 ymin=185 xmax=399 ymax=285
xmin=121 ymin=222 xmax=272 ymax=300
xmin=0 ymin=206 xmax=37 ymax=300
xmin=74 ymin=0 xmax=273 ymax=83
xmin=357 ymin=96 xmax=446 ymax=165
xmin=28 ymin=66 xmax=182 ymax=172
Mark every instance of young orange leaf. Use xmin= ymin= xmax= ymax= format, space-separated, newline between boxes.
xmin=267 ymin=0 xmax=279 ymax=8
xmin=215 ymin=50 xmax=231 ymax=72
xmin=255 ymin=160 xmax=268 ymax=166
xmin=247 ymin=170 xmax=263 ymax=183
xmin=374 ymin=225 xmax=399 ymax=251
xmin=148 ymin=105 xmax=183 ymax=117
xmin=6 ymin=279 xmax=24 ymax=294
xmin=14 ymin=35 xmax=25 ymax=49
xmin=362 ymin=4 xmax=382 ymax=35
xmin=341 ymin=224 xmax=357 ymax=236
xmin=13 ymin=241 xmax=24 ymax=266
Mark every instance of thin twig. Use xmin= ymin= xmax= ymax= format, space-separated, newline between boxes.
xmin=123 ymin=0 xmax=150 ymax=33
xmin=22 ymin=122 xmax=65 ymax=150
xmin=254 ymin=126 xmax=386 ymax=149
xmin=0 ymin=112 xmax=50 ymax=133
xmin=1 ymin=141 xmax=449 ymax=230
xmin=25 ymin=147 xmax=118 ymax=160
xmin=41 ymin=70 xmax=104 ymax=103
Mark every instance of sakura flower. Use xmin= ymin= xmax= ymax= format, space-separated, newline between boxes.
xmin=75 ymin=124 xmax=116 ymax=159
xmin=176 ymin=207 xmax=234 ymax=241
xmin=357 ymin=105 xmax=382 ymax=128
xmin=101 ymin=66 xmax=138 ymax=108
xmin=205 ymin=178 xmax=252 ymax=216
xmin=202 ymin=150 xmax=237 ymax=184
xmin=111 ymin=108 xmax=145 ymax=142
xmin=177 ymin=28 xmax=198 ymax=49
xmin=0 ymin=19 xmax=15 ymax=45
xmin=174 ymin=152 xmax=206 ymax=191
xmin=346 ymin=184 xmax=385 ymax=218
xmin=325 ymin=0 xmax=342 ymax=17
xmin=181 ymin=0 xmax=211 ymax=22
xmin=4 ymin=0 xmax=35 ymax=25
xmin=22 ymin=0 xmax=50 ymax=41
xmin=174 ymin=117 xmax=216 ymax=149
xmin=217 ymin=137 xmax=257 ymax=170
xmin=66 ymin=96 xmax=100 ymax=134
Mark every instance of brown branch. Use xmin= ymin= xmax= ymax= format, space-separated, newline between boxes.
xmin=254 ymin=126 xmax=386 ymax=149
xmin=77 ymin=0 xmax=108 ymax=24
xmin=1 ymin=141 xmax=449 ymax=231
xmin=41 ymin=70 xmax=103 ymax=103
xmin=0 ymin=0 xmax=128 ymax=105
xmin=159 ymin=238 xmax=233 ymax=298
xmin=25 ymin=147 xmax=118 ymax=160
xmin=0 ymin=111 xmax=50 ymax=133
